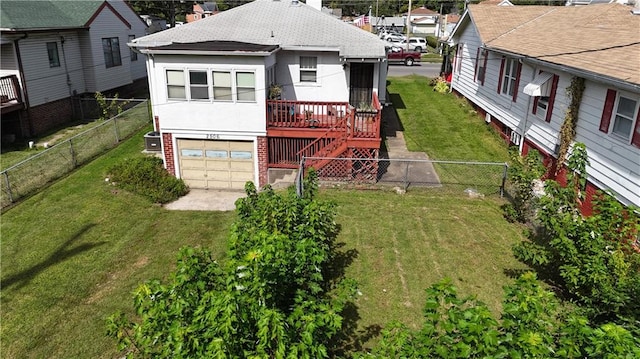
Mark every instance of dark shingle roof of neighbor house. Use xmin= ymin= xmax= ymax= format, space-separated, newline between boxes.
xmin=0 ymin=0 xmax=105 ymax=30
xmin=132 ymin=0 xmax=387 ymax=59
xmin=463 ymin=3 xmax=640 ymax=85
xmin=200 ymin=2 xmax=218 ymax=12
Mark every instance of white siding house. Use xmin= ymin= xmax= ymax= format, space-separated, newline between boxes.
xmin=0 ymin=0 xmax=148 ymax=139
xmin=450 ymin=3 xmax=640 ymax=210
xmin=131 ymin=0 xmax=388 ymax=189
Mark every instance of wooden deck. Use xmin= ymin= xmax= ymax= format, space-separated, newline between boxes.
xmin=0 ymin=75 xmax=24 ymax=115
xmin=266 ymin=93 xmax=382 ymax=168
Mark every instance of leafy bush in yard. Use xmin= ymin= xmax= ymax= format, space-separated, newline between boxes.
xmin=512 ymin=143 xmax=640 ymax=326
xmin=502 ymin=146 xmax=546 ymax=223
xmin=108 ymin=156 xmax=188 ymax=203
xmin=425 ymin=35 xmax=438 ymax=49
xmin=107 ymin=171 xmax=357 ymax=358
xmin=356 ymin=273 xmax=640 ymax=358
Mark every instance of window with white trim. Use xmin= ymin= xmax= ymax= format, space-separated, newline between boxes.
xmin=46 ymin=42 xmax=60 ymax=68
xmin=102 ymin=37 xmax=122 ymax=68
xmin=236 ymin=72 xmax=255 ymax=102
xmin=536 ymin=96 xmax=550 ymax=119
xmin=189 ymin=70 xmax=209 ymax=100
xmin=611 ymin=95 xmax=638 ymax=141
xmin=212 ymin=71 xmax=232 ymax=101
xmin=166 ymin=70 xmax=186 ymax=99
xmin=300 ymin=56 xmax=317 ymax=83
xmin=501 ymin=58 xmax=518 ymax=97
xmin=476 ymin=49 xmax=487 ymax=84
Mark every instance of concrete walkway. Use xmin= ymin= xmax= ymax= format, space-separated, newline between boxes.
xmin=164 ymin=105 xmax=439 ymax=211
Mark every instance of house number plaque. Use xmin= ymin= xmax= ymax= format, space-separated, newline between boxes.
xmin=206 ymin=134 xmax=220 ymax=139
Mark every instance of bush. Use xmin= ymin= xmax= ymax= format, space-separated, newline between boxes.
xmin=108 ymin=156 xmax=188 ymax=203
xmin=426 ymin=35 xmax=438 ymax=49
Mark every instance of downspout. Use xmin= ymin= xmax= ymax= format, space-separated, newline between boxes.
xmin=59 ymin=35 xmax=76 ymax=119
xmin=14 ymin=33 xmax=34 ymax=136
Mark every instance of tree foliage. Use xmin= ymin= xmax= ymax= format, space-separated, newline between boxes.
xmin=356 ymin=273 xmax=640 ymax=358
xmin=107 ymin=171 xmax=356 ymax=358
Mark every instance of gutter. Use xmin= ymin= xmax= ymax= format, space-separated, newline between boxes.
xmin=485 ymin=46 xmax=640 ymax=93
xmin=138 ymin=49 xmax=277 ymax=57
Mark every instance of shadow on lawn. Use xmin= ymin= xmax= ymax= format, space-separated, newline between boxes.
xmin=1 ymin=223 xmax=106 ymax=291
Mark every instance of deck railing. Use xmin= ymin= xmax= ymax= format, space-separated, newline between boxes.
xmin=267 ymin=100 xmax=350 ymax=129
xmin=0 ymin=75 xmax=22 ymax=104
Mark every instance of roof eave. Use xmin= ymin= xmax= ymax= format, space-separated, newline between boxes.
xmin=140 ymin=49 xmax=279 ymax=57
xmin=1 ymin=26 xmax=87 ymax=33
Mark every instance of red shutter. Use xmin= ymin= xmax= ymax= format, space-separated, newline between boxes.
xmin=545 ymin=75 xmax=559 ymax=123
xmin=474 ymin=48 xmax=480 ymax=82
xmin=497 ymin=57 xmax=505 ymax=94
xmin=599 ymin=89 xmax=617 ymax=133
xmin=480 ymin=50 xmax=488 ymax=86
xmin=632 ymin=107 xmax=640 ymax=148
xmin=512 ymin=61 xmax=522 ymax=102
xmin=532 ymin=97 xmax=539 ymax=115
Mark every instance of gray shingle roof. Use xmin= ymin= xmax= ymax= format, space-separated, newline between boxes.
xmin=0 ymin=0 xmax=104 ymax=31
xmin=132 ymin=0 xmax=386 ymax=59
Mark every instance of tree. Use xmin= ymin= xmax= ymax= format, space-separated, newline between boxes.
xmin=128 ymin=1 xmax=196 ymax=27
xmin=356 ymin=273 xmax=640 ymax=358
xmin=107 ymin=172 xmax=357 ymax=358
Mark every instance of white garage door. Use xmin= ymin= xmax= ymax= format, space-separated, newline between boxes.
xmin=177 ymin=139 xmax=254 ymax=189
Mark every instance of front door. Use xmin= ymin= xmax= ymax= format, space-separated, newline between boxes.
xmin=349 ymin=63 xmax=374 ymax=107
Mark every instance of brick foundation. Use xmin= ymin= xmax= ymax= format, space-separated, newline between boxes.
xmin=28 ymin=98 xmax=74 ymax=136
xmin=162 ymin=133 xmax=175 ymax=175
xmin=257 ymin=136 xmax=268 ymax=187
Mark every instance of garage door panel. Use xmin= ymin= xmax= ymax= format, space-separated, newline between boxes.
xmin=178 ymin=139 xmax=254 ymax=189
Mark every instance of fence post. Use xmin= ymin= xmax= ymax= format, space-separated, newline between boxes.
xmin=113 ymin=116 xmax=121 ymax=143
xmin=296 ymin=157 xmax=305 ymax=198
xmin=3 ymin=171 xmax=13 ymax=203
xmin=403 ymin=161 xmax=410 ymax=191
xmin=500 ymin=163 xmax=508 ymax=198
xmin=69 ymin=139 xmax=77 ymax=168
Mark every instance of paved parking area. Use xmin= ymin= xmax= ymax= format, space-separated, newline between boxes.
xmin=164 ymin=189 xmax=246 ymax=211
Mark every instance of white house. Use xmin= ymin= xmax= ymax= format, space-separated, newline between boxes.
xmin=0 ymin=0 xmax=147 ymax=141
xmin=130 ymin=0 xmax=388 ymax=189
xmin=449 ymin=3 xmax=640 ymax=211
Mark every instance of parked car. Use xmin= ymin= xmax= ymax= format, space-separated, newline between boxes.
xmin=384 ymin=33 xmax=406 ymax=42
xmin=400 ymin=37 xmax=427 ymax=53
xmin=386 ymin=46 xmax=421 ymax=66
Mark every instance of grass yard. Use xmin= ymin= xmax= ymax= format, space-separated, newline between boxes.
xmin=1 ymin=77 xmax=526 ymax=357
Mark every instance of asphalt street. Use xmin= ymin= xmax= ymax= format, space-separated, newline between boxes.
xmin=387 ymin=61 xmax=441 ymax=78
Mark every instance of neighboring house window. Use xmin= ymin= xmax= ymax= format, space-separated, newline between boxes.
xmin=455 ymin=43 xmax=463 ymax=74
xmin=498 ymin=57 xmax=522 ymax=102
xmin=189 ymin=71 xmax=209 ymax=100
xmin=212 ymin=71 xmax=232 ymax=101
xmin=102 ymin=37 xmax=122 ymax=68
xmin=300 ymin=56 xmax=317 ymax=83
xmin=600 ymin=89 xmax=640 ymax=147
xmin=236 ymin=72 xmax=256 ymax=102
xmin=166 ymin=70 xmax=186 ymax=99
xmin=128 ymin=35 xmax=137 ymax=61
xmin=46 ymin=42 xmax=60 ymax=68
xmin=475 ymin=48 xmax=488 ymax=85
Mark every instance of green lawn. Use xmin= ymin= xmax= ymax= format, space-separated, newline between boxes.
xmin=1 ymin=77 xmax=526 ymax=357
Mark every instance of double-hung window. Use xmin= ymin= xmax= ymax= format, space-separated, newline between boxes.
xmin=166 ymin=70 xmax=186 ymax=99
xmin=212 ymin=71 xmax=233 ymax=101
xmin=189 ymin=71 xmax=209 ymax=100
xmin=47 ymin=42 xmax=60 ymax=67
xmin=300 ymin=56 xmax=317 ymax=83
xmin=501 ymin=58 xmax=518 ymax=97
xmin=236 ymin=72 xmax=255 ymax=102
xmin=128 ymin=35 xmax=137 ymax=61
xmin=600 ymin=89 xmax=640 ymax=147
xmin=475 ymin=49 xmax=488 ymax=84
xmin=102 ymin=37 xmax=122 ymax=68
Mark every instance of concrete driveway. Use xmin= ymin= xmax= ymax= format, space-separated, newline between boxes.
xmin=164 ymin=189 xmax=246 ymax=211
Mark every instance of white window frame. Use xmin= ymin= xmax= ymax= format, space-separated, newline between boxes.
xmin=536 ymin=96 xmax=550 ymax=120
xmin=46 ymin=42 xmax=60 ymax=68
xmin=610 ymin=92 xmax=639 ymax=143
xmin=166 ymin=69 xmax=186 ymax=100
xmin=300 ymin=56 xmax=317 ymax=83
xmin=189 ymin=70 xmax=210 ymax=100
xmin=236 ymin=71 xmax=256 ymax=102
xmin=501 ymin=58 xmax=518 ymax=97
xmin=212 ymin=70 xmax=233 ymax=102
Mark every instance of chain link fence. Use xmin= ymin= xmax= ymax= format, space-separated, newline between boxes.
xmin=1 ymin=100 xmax=150 ymax=209
xmin=296 ymin=156 xmax=509 ymax=198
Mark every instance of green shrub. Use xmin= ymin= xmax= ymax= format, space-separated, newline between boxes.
xmin=108 ymin=156 xmax=188 ymax=203
xmin=426 ymin=35 xmax=438 ymax=49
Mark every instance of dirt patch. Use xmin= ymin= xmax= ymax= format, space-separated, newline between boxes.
xmin=85 ymin=256 xmax=149 ymax=304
